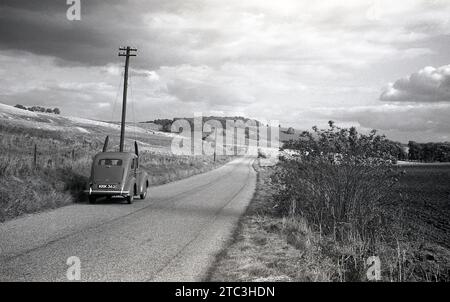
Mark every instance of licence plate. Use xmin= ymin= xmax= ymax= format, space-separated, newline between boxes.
xmin=98 ymin=184 xmax=117 ymax=189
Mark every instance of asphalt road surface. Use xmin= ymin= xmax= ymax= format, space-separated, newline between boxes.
xmin=0 ymin=156 xmax=256 ymax=281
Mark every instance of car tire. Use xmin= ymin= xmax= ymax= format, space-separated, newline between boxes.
xmin=140 ymin=188 xmax=147 ymax=200
xmin=89 ymin=196 xmax=96 ymax=204
xmin=126 ymin=193 xmax=134 ymax=204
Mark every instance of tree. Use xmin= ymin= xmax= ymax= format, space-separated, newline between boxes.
xmin=152 ymin=119 xmax=173 ymax=132
xmin=14 ymin=104 xmax=27 ymax=110
xmin=423 ymin=143 xmax=436 ymax=162
xmin=383 ymin=140 xmax=407 ymax=162
xmin=408 ymin=141 xmax=450 ymax=162
xmin=286 ymin=127 xmax=295 ymax=135
xmin=408 ymin=141 xmax=422 ymax=160
xmin=53 ymin=108 xmax=61 ymax=114
xmin=45 ymin=108 xmax=53 ymax=113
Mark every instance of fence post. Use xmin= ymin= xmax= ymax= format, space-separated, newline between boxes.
xmin=213 ymin=128 xmax=217 ymax=162
xmin=33 ymin=144 xmax=37 ymax=168
xmin=72 ymin=149 xmax=75 ymax=161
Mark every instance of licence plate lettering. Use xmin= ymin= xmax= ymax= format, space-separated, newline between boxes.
xmin=98 ymin=184 xmax=117 ymax=189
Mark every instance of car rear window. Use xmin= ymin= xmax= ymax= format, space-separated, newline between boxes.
xmin=98 ymin=159 xmax=123 ymax=166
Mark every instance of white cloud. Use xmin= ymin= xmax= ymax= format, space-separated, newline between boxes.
xmin=381 ymin=64 xmax=450 ymax=103
xmin=133 ymin=0 xmax=446 ymax=68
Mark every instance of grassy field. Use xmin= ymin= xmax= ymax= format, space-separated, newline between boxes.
xmin=0 ymin=104 xmax=232 ymax=222
xmin=208 ymin=160 xmax=450 ymax=282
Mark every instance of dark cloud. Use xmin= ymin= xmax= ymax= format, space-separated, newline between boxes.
xmin=0 ymin=0 xmax=204 ymax=68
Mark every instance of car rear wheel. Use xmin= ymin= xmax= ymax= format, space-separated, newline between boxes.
xmin=140 ymin=188 xmax=147 ymax=200
xmin=126 ymin=193 xmax=134 ymax=204
xmin=89 ymin=195 xmax=96 ymax=204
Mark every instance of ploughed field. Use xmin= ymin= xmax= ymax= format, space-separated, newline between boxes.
xmin=395 ymin=164 xmax=450 ymax=249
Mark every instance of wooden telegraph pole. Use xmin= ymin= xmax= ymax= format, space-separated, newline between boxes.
xmin=118 ymin=46 xmax=137 ymax=152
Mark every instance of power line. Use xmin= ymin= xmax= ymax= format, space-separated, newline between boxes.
xmin=110 ymin=69 xmax=124 ymax=123
xmin=129 ymin=70 xmax=137 ymax=142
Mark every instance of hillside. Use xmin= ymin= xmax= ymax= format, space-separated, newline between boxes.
xmin=0 ymin=103 xmax=231 ymax=222
xmin=0 ymin=103 xmax=180 ymax=153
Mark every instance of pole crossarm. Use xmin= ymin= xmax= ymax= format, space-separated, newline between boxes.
xmin=119 ymin=47 xmax=137 ymax=51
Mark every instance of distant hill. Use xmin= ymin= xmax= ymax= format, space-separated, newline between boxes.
xmin=0 ymin=102 xmax=175 ymax=153
xmin=143 ymin=116 xmax=264 ymax=132
xmin=143 ymin=115 xmax=303 ymax=143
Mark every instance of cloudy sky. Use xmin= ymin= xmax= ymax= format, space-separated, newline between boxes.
xmin=1 ymin=0 xmax=450 ymax=142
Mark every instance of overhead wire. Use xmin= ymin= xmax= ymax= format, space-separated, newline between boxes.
xmin=111 ymin=68 xmax=124 ymax=124
xmin=128 ymin=69 xmax=138 ymax=143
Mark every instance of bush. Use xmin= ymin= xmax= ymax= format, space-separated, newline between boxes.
xmin=272 ymin=121 xmax=402 ymax=247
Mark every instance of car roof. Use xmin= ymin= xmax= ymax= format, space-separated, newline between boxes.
xmin=94 ymin=152 xmax=137 ymax=160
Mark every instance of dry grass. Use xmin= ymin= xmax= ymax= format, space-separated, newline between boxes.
xmin=208 ymin=162 xmax=336 ymax=282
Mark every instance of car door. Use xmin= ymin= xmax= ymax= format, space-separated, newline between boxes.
xmin=131 ymin=158 xmax=138 ymax=184
xmin=134 ymin=158 xmax=138 ymax=178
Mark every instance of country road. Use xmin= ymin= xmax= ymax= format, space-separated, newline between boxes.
xmin=0 ymin=156 xmax=256 ymax=281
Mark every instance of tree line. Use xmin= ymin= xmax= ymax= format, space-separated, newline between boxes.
xmin=147 ymin=116 xmax=262 ymax=133
xmin=408 ymin=141 xmax=450 ymax=162
xmin=15 ymin=104 xmax=60 ymax=114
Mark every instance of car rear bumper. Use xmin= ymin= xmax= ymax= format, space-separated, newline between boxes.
xmin=84 ymin=188 xmax=130 ymax=196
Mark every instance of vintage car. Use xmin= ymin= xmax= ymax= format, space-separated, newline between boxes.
xmin=85 ymin=46 xmax=149 ymax=204
xmin=86 ymin=150 xmax=149 ymax=204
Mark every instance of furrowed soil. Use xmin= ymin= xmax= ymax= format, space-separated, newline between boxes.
xmin=394 ymin=164 xmax=450 ymax=249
